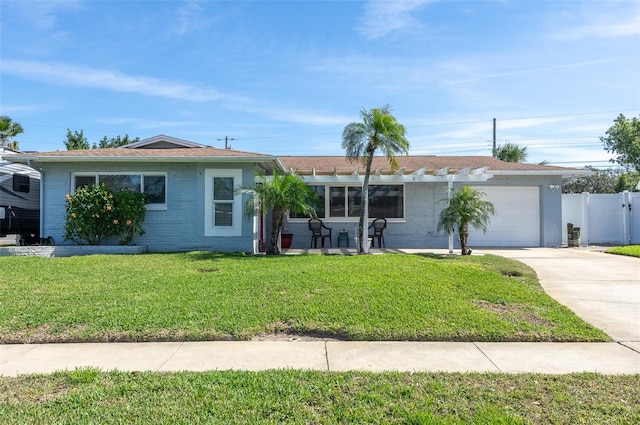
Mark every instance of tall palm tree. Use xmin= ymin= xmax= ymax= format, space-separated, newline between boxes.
xmin=493 ymin=142 xmax=528 ymax=162
xmin=437 ymin=185 xmax=496 ymax=255
xmin=236 ymin=169 xmax=317 ymax=255
xmin=0 ymin=115 xmax=24 ymax=150
xmin=342 ymin=105 xmax=410 ymax=253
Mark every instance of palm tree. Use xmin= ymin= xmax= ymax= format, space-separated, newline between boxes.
xmin=437 ymin=185 xmax=496 ymax=255
xmin=236 ymin=169 xmax=317 ymax=255
xmin=493 ymin=142 xmax=528 ymax=162
xmin=0 ymin=115 xmax=24 ymax=150
xmin=342 ymin=105 xmax=410 ymax=253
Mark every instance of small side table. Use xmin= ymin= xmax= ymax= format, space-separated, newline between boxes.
xmin=337 ymin=231 xmax=349 ymax=247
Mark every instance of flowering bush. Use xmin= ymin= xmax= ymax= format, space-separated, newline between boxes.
xmin=112 ymin=189 xmax=147 ymax=245
xmin=64 ymin=184 xmax=147 ymax=245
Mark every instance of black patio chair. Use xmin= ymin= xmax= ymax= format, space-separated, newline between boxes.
xmin=308 ymin=218 xmax=332 ymax=248
xmin=368 ymin=218 xmax=387 ymax=248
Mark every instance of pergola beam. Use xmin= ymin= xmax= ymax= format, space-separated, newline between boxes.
xmin=413 ymin=167 xmax=427 ymax=176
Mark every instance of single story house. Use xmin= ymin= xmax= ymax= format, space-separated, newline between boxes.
xmin=10 ymin=135 xmax=589 ymax=252
xmin=10 ymin=135 xmax=280 ymax=252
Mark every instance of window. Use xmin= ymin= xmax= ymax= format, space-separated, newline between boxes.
xmin=313 ymin=184 xmax=404 ymax=219
xmin=329 ymin=186 xmax=345 ymax=218
xmin=13 ymin=174 xmax=30 ymax=193
xmin=74 ymin=175 xmax=96 ymax=189
xmin=204 ymin=169 xmax=242 ymax=236
xmin=143 ymin=175 xmax=166 ymax=205
xmin=290 ymin=185 xmax=325 ymax=218
xmin=348 ymin=187 xmax=362 ymax=217
xmin=72 ymin=173 xmax=167 ymax=210
xmin=213 ymin=177 xmax=234 ymax=227
xmin=369 ymin=185 xmax=404 ymax=218
xmin=99 ymin=175 xmax=141 ymax=193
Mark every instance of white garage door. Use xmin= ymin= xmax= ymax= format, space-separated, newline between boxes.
xmin=467 ymin=186 xmax=540 ymax=247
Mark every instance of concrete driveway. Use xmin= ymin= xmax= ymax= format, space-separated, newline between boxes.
xmin=482 ymin=247 xmax=640 ymax=343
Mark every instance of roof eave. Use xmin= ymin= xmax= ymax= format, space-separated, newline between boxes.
xmin=490 ymin=169 xmax=594 ymax=179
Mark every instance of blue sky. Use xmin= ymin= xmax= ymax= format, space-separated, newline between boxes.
xmin=1 ymin=0 xmax=639 ymax=168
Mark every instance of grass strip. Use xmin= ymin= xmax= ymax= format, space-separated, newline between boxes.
xmin=1 ymin=369 xmax=638 ymax=424
xmin=606 ymin=245 xmax=640 ymax=258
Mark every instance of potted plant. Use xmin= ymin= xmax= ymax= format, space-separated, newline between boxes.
xmin=280 ymin=228 xmax=293 ymax=249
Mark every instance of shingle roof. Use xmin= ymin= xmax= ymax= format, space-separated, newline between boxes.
xmin=279 ymin=155 xmax=578 ymax=175
xmin=12 ymin=147 xmax=275 ymax=160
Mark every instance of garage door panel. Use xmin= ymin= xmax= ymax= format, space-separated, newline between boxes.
xmin=467 ymin=186 xmax=540 ymax=247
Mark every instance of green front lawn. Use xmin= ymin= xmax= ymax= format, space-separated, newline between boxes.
xmin=0 ymin=252 xmax=608 ymax=343
xmin=606 ymin=245 xmax=640 ymax=258
xmin=1 ymin=370 xmax=638 ymax=424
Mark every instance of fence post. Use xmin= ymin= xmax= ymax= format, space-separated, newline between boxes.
xmin=581 ymin=192 xmax=589 ymax=245
xmin=622 ymin=191 xmax=631 ymax=245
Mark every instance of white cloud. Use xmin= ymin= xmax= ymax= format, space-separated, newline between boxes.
xmin=0 ymin=104 xmax=40 ymax=115
xmin=552 ymin=9 xmax=640 ymax=40
xmin=169 ymin=0 xmax=220 ymax=37
xmin=0 ymin=59 xmax=235 ymax=102
xmin=357 ymin=0 xmax=433 ymax=40
xmin=11 ymin=0 xmax=83 ymax=31
xmin=445 ymin=58 xmax=627 ymax=85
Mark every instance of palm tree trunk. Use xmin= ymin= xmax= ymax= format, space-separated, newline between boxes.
xmin=270 ymin=207 xmax=284 ymax=255
xmin=459 ymin=222 xmax=470 ymax=255
xmin=359 ymin=152 xmax=374 ymax=254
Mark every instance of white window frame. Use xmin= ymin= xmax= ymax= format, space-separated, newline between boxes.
xmin=204 ymin=169 xmax=243 ymax=237
xmin=71 ymin=172 xmax=168 ymax=211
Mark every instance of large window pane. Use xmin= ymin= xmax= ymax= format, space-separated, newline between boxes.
xmin=329 ymin=186 xmax=346 ymax=217
xmin=144 ymin=175 xmax=166 ymax=204
xmin=214 ymin=177 xmax=234 ymax=200
xmin=99 ymin=175 xmax=141 ymax=192
xmin=74 ymin=175 xmax=97 ymax=190
xmin=291 ymin=185 xmax=325 ymax=218
xmin=369 ymin=185 xmax=403 ymax=218
xmin=348 ymin=187 xmax=362 ymax=217
xmin=214 ymin=203 xmax=233 ymax=226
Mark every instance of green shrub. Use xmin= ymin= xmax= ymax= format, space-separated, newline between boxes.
xmin=113 ymin=189 xmax=147 ymax=245
xmin=64 ymin=184 xmax=146 ymax=245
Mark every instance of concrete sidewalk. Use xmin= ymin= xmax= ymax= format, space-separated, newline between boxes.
xmin=2 ymin=341 xmax=640 ymax=376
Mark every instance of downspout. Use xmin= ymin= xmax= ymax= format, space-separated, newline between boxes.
xmin=28 ymin=159 xmax=44 ymax=240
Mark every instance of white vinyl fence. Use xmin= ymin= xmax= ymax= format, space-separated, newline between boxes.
xmin=562 ymin=191 xmax=640 ymax=245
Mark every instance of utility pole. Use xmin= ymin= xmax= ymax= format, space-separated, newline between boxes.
xmin=492 ymin=118 xmax=497 ymax=157
xmin=217 ymin=136 xmax=236 ymax=149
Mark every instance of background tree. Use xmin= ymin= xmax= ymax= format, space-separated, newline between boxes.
xmin=65 ymin=130 xmax=139 ymax=150
xmin=563 ymin=166 xmax=640 ymax=193
xmin=0 ymin=115 xmax=24 ymax=150
xmin=342 ymin=105 xmax=410 ymax=253
xmin=236 ymin=169 xmax=317 ymax=255
xmin=94 ymin=134 xmax=140 ymax=148
xmin=493 ymin=142 xmax=528 ymax=162
xmin=64 ymin=129 xmax=90 ymax=150
xmin=437 ymin=185 xmax=496 ymax=255
xmin=601 ymin=114 xmax=640 ymax=171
